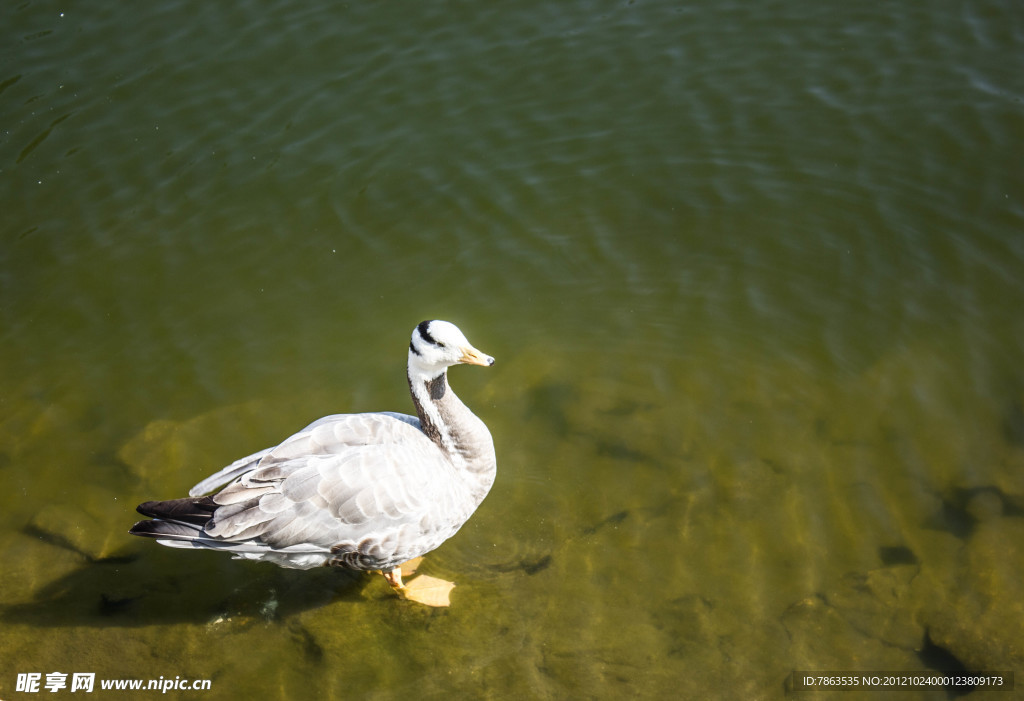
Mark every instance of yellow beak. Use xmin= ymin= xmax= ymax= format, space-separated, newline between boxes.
xmin=459 ymin=346 xmax=495 ymax=367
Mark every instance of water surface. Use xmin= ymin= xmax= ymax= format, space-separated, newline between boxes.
xmin=2 ymin=1 xmax=1023 ymax=698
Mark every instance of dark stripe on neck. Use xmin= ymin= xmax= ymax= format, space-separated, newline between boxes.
xmin=409 ymin=340 xmax=422 ymax=356
xmin=417 ymin=320 xmax=439 ymax=347
xmin=426 ymin=374 xmax=447 ymax=400
xmin=407 ymin=371 xmax=445 ymax=446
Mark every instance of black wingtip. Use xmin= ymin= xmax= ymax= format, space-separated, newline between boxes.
xmin=129 ymin=517 xmax=206 ymax=541
xmin=135 ymin=500 xmax=161 ymax=517
xmin=128 ymin=519 xmax=163 ymax=538
xmin=134 ymin=495 xmax=218 ymax=524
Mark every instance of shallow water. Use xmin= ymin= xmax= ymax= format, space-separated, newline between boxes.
xmin=2 ymin=1 xmax=1023 ymax=698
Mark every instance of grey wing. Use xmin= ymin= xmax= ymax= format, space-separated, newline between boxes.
xmin=188 ymin=412 xmax=420 ymax=497
xmin=202 ymin=413 xmax=462 ymax=568
xmin=189 ymin=447 xmax=272 ymax=497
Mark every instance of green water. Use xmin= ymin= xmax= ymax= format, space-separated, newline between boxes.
xmin=2 ymin=1 xmax=1023 ymax=699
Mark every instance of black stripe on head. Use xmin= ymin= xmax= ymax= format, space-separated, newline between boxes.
xmin=417 ymin=320 xmax=442 ymax=347
xmin=409 ymin=340 xmax=422 ymax=356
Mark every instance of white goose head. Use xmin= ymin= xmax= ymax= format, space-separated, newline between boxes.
xmin=408 ymin=320 xmax=494 ymax=380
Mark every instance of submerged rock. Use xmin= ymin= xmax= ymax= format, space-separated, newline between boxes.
xmin=118 ymin=400 xmax=286 ymax=492
xmin=25 ymin=485 xmax=133 ymax=563
xmin=27 ymin=504 xmax=111 ymax=563
xmin=919 ymin=518 xmax=1024 ymax=674
xmin=781 ymin=593 xmax=924 ymax=674
xmin=785 ymin=515 xmax=1024 ymax=680
xmin=992 ymin=450 xmax=1024 ymax=513
xmin=825 ymin=565 xmax=925 ymax=650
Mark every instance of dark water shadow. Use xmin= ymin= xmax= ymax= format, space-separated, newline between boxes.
xmin=924 ymin=485 xmax=1024 ymax=539
xmin=1 ymin=541 xmax=367 ymax=629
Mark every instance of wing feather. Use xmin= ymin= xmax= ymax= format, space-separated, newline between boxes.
xmin=199 ymin=414 xmax=457 ymax=557
xmin=278 ymin=464 xmax=323 ymax=503
xmin=154 ymin=411 xmax=481 ymax=570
